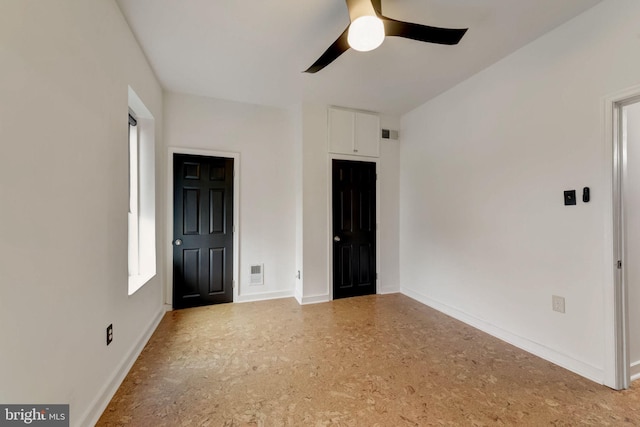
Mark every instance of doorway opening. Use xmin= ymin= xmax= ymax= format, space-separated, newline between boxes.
xmin=169 ymin=150 xmax=239 ymax=309
xmin=613 ymin=94 xmax=640 ymax=389
xmin=331 ymin=159 xmax=377 ymax=299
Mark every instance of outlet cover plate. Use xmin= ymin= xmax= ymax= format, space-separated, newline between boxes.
xmin=106 ymin=324 xmax=113 ymax=345
xmin=552 ymin=295 xmax=565 ymax=313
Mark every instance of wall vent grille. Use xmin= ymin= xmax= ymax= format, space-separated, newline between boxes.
xmin=250 ymin=264 xmax=263 ymax=285
xmin=381 ymin=128 xmax=399 ymax=140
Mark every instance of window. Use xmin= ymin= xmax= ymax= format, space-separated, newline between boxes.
xmin=128 ymin=113 xmax=139 ymax=277
xmin=128 ymin=87 xmax=156 ymax=295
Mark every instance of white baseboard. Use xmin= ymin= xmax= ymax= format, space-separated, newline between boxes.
xmin=236 ymin=289 xmax=294 ymax=303
xmin=378 ymin=288 xmax=400 ymax=295
xmin=78 ymin=306 xmax=165 ymax=427
xmin=630 ymin=360 xmax=640 ymax=382
xmin=300 ymin=293 xmax=330 ymax=305
xmin=401 ymin=287 xmax=603 ymax=384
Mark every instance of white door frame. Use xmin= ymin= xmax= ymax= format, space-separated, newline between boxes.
xmin=604 ymin=85 xmax=640 ymax=389
xmin=166 ymin=147 xmax=240 ymax=308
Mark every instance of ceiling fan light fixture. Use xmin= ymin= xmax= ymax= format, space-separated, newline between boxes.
xmin=304 ymin=0 xmax=468 ymax=73
xmin=347 ymin=15 xmax=385 ymax=52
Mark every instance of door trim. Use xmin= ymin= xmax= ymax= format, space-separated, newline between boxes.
xmin=166 ymin=147 xmax=240 ymax=308
xmin=604 ymin=84 xmax=640 ymax=389
xmin=327 ymin=153 xmax=380 ymax=300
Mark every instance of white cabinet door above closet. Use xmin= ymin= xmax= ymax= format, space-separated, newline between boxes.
xmin=328 ymin=107 xmax=380 ymax=158
xmin=328 ymin=108 xmax=354 ymax=154
xmin=354 ymin=111 xmax=380 ymax=157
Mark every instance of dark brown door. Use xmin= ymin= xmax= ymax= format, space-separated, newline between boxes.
xmin=173 ymin=154 xmax=233 ymax=309
xmin=332 ymin=159 xmax=376 ymax=299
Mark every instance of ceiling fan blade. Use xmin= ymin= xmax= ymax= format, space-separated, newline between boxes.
xmin=304 ymin=27 xmax=350 ymax=73
xmin=370 ymin=0 xmax=382 ymax=15
xmin=381 ymin=17 xmax=467 ymax=45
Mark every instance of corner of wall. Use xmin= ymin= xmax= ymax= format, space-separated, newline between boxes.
xmin=78 ymin=307 xmax=166 ymax=427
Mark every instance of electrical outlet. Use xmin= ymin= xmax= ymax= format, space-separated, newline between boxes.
xmin=552 ymin=295 xmax=565 ymax=313
xmin=106 ymin=324 xmax=113 ymax=345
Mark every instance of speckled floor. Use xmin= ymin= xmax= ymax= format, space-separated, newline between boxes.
xmin=97 ymin=294 xmax=640 ymax=426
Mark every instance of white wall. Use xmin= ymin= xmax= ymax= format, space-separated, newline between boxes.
xmin=292 ymin=105 xmax=304 ymax=303
xmin=300 ymin=104 xmax=331 ymax=302
xmin=400 ymin=0 xmax=640 ymax=384
xmin=379 ymin=117 xmax=401 ymax=294
xmin=299 ymin=105 xmax=400 ymax=303
xmin=0 ymin=1 xmax=165 ymax=425
xmin=625 ymin=102 xmax=640 ymax=378
xmin=164 ymin=97 xmax=401 ymax=305
xmin=164 ymin=92 xmax=297 ymax=302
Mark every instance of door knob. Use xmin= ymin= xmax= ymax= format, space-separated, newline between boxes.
xmin=334 ymin=236 xmax=341 ymax=242
xmin=174 ymin=239 xmax=183 ymax=246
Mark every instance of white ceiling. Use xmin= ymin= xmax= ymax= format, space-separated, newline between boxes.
xmin=116 ymin=0 xmax=601 ymax=116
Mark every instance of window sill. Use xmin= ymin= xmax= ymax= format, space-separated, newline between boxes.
xmin=128 ymin=272 xmax=156 ymax=296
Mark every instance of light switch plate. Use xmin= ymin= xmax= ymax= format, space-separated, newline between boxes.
xmin=564 ymin=190 xmax=576 ymax=206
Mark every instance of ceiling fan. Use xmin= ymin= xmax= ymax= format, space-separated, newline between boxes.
xmin=304 ymin=0 xmax=468 ymax=73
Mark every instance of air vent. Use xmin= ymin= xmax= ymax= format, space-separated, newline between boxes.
xmin=250 ymin=264 xmax=263 ymax=285
xmin=381 ymin=129 xmax=399 ymax=140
